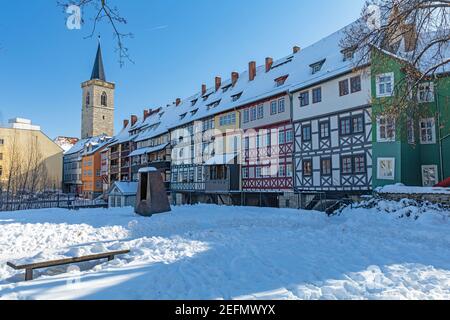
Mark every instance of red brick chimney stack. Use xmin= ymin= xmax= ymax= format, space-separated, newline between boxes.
xmin=215 ymin=77 xmax=222 ymax=91
xmin=249 ymin=61 xmax=256 ymax=81
xmin=231 ymin=72 xmax=239 ymax=86
xmin=265 ymin=57 xmax=273 ymax=72
xmin=131 ymin=115 xmax=138 ymax=126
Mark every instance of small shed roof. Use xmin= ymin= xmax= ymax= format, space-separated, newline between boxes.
xmin=108 ymin=181 xmax=138 ymax=196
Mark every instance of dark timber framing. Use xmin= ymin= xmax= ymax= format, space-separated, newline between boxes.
xmin=293 ymin=104 xmax=373 ymax=192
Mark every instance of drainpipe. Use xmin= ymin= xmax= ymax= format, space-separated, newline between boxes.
xmin=288 ymin=90 xmax=295 ymax=194
xmin=435 ymin=76 xmax=445 ymax=181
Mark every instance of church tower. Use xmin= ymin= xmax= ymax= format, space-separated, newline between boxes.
xmin=81 ymin=41 xmax=115 ymax=139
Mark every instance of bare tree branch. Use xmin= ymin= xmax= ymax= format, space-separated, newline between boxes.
xmin=57 ymin=0 xmax=134 ymax=66
xmin=341 ymin=0 xmax=449 ymax=120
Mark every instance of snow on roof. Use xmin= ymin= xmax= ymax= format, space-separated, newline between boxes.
xmin=108 ymin=121 xmax=136 ymax=146
xmin=376 ymin=184 xmax=450 ymax=195
xmin=120 ymin=22 xmax=359 ymax=145
xmin=129 ymin=143 xmax=169 ymax=157
xmin=85 ymin=138 xmax=112 ymax=156
xmin=64 ymin=134 xmax=109 ymax=155
xmin=384 ymin=30 xmax=450 ymax=75
xmin=416 ymin=32 xmax=450 ymax=75
xmin=110 ymin=181 xmax=138 ymax=195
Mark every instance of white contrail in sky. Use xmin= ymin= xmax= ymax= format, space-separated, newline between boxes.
xmin=149 ymin=25 xmax=169 ymax=31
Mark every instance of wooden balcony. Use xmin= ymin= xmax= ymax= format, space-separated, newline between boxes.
xmin=110 ymin=165 xmax=119 ymax=174
xmin=110 ymin=152 xmax=120 ymax=160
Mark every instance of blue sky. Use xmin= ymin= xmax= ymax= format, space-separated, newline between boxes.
xmin=0 ymin=0 xmax=366 ymax=139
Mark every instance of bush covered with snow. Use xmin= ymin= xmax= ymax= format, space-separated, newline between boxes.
xmin=337 ymin=197 xmax=449 ymax=221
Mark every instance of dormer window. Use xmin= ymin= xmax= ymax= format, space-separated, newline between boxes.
xmin=191 ymin=99 xmax=198 ymax=107
xmin=274 ymin=75 xmax=289 ymax=87
xmin=159 ymin=112 xmax=165 ymax=118
xmin=179 ymin=113 xmax=187 ymax=120
xmin=310 ymin=59 xmax=326 ymax=74
xmin=207 ymin=100 xmax=221 ymax=110
xmin=231 ymin=92 xmax=243 ymax=102
xmin=222 ymin=84 xmax=232 ymax=93
xmin=271 ymin=56 xmax=294 ymax=69
xmin=202 ymin=93 xmax=212 ymax=101
xmin=342 ymin=48 xmax=356 ymax=61
xmin=191 ymin=109 xmax=198 ymax=116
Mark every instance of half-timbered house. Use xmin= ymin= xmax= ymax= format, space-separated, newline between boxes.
xmin=290 ymin=27 xmax=373 ymax=201
xmin=130 ymin=108 xmax=172 ymax=191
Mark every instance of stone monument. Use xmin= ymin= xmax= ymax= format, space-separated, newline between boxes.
xmin=135 ymin=167 xmax=171 ymax=217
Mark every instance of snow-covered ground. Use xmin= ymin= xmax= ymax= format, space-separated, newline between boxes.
xmin=0 ymin=200 xmax=449 ymax=300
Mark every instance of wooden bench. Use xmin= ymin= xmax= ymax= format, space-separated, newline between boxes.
xmin=7 ymin=250 xmax=130 ymax=281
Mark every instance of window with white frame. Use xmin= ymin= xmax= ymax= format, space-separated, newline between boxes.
xmin=377 ymin=158 xmax=395 ymax=180
xmin=312 ymin=87 xmax=322 ymax=103
xmin=242 ymin=167 xmax=249 ymax=179
xmin=270 ymin=101 xmax=277 ymax=115
xmin=422 ymin=165 xmax=438 ymax=187
xmin=279 ymin=131 xmax=286 ymax=144
xmin=377 ymin=116 xmax=396 ymax=142
xmin=257 ymin=104 xmax=264 ymax=119
xmin=278 ymin=98 xmax=285 ymax=113
xmin=256 ymin=167 xmax=262 ymax=178
xmin=262 ymin=166 xmax=271 ymax=177
xmin=266 ymin=132 xmax=271 ymax=147
xmin=219 ymin=113 xmax=236 ymax=126
xmin=279 ymin=165 xmax=286 ymax=177
xmin=319 ymin=121 xmax=330 ymax=139
xmin=243 ymin=109 xmax=249 ymax=123
xmin=419 ymin=118 xmax=436 ymax=144
xmin=286 ymin=164 xmax=293 ymax=177
xmin=286 ymin=130 xmax=293 ymax=143
xmin=418 ymin=82 xmax=434 ymax=103
xmin=299 ymin=91 xmax=309 ymax=107
xmin=244 ymin=137 xmax=250 ymax=150
xmin=250 ymin=107 xmax=257 ymax=121
xmin=256 ymin=134 xmax=262 ymax=149
xmin=376 ymin=73 xmax=394 ymax=97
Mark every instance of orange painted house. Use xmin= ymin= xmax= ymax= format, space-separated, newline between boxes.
xmin=81 ymin=138 xmax=111 ymax=199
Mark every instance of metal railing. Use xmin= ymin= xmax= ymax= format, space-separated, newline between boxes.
xmin=0 ymin=194 xmax=107 ymax=212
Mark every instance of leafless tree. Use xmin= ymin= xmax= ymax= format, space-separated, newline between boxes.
xmin=341 ymin=0 xmax=449 ymax=118
xmin=57 ymin=0 xmax=134 ymax=66
xmin=4 ymin=135 xmax=22 ymax=209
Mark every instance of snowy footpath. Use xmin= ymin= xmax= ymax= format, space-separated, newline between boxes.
xmin=0 ymin=200 xmax=449 ymax=300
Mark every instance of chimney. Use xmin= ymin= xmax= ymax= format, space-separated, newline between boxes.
xmin=265 ymin=57 xmax=273 ymax=72
xmin=176 ymin=98 xmax=182 ymax=106
xmin=202 ymin=84 xmax=207 ymax=96
xmin=215 ymin=77 xmax=222 ymax=91
xmin=131 ymin=115 xmax=138 ymax=126
xmin=293 ymin=46 xmax=301 ymax=54
xmin=123 ymin=119 xmax=129 ymax=128
xmin=144 ymin=109 xmax=150 ymax=120
xmin=231 ymin=72 xmax=239 ymax=86
xmin=249 ymin=61 xmax=256 ymax=81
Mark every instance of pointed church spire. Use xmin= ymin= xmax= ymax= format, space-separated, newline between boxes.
xmin=90 ymin=37 xmax=106 ymax=81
